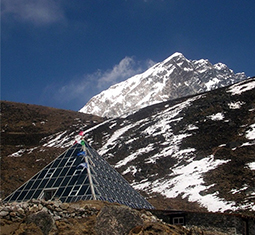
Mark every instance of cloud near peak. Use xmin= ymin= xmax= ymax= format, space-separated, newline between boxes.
xmin=48 ymin=56 xmax=155 ymax=109
xmin=97 ymin=56 xmax=146 ymax=89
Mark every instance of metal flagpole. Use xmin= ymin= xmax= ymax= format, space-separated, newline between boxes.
xmin=81 ymin=139 xmax=97 ymax=200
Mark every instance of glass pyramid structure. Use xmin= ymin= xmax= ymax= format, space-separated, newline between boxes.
xmin=4 ymin=140 xmax=153 ymax=209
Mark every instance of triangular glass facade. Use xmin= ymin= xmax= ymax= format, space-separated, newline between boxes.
xmin=4 ymin=141 xmax=153 ymax=209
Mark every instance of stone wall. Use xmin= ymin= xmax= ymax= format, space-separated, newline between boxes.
xmin=0 ymin=198 xmax=99 ymax=222
xmin=0 ymin=199 xmax=191 ymax=235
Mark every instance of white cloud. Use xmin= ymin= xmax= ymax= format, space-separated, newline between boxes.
xmin=50 ymin=57 xmax=155 ymax=106
xmin=97 ymin=57 xmax=138 ymax=88
xmin=1 ymin=0 xmax=65 ymax=25
xmin=97 ymin=57 xmax=154 ymax=89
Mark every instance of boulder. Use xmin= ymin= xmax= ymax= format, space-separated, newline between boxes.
xmin=26 ymin=211 xmax=55 ymax=235
xmin=0 ymin=210 xmax=9 ymax=217
xmin=95 ymin=205 xmax=143 ymax=235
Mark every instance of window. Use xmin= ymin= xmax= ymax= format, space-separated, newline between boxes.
xmin=173 ymin=217 xmax=184 ymax=225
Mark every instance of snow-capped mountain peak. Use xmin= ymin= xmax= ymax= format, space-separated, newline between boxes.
xmin=79 ymin=53 xmax=247 ymax=118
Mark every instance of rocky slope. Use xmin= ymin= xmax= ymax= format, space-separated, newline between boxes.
xmin=80 ymin=77 xmax=255 ymax=215
xmin=0 ymin=199 xmax=181 ymax=235
xmin=80 ymin=52 xmax=247 ymax=118
xmin=1 ymin=77 xmax=255 ymax=215
xmin=0 ymin=199 xmax=245 ymax=235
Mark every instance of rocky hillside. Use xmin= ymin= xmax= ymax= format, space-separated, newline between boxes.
xmin=0 ymin=199 xmax=185 ymax=235
xmin=80 ymin=52 xmax=247 ymax=118
xmin=82 ymin=77 xmax=255 ymax=215
xmin=1 ymin=77 xmax=255 ymax=216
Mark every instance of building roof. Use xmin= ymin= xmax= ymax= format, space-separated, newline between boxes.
xmin=4 ymin=141 xmax=153 ymax=209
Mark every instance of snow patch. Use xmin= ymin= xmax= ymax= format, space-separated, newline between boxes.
xmin=186 ymin=124 xmax=199 ymax=131
xmin=43 ymin=131 xmax=72 ymax=148
xmin=8 ymin=149 xmax=26 ymax=157
xmin=247 ymin=162 xmax=255 ymax=170
xmin=116 ymin=144 xmax=154 ymax=168
xmin=122 ymin=165 xmax=138 ymax=175
xmin=98 ymin=122 xmax=134 ymax=155
xmin=8 ymin=147 xmax=38 ymax=157
xmin=228 ymin=101 xmax=245 ymax=109
xmin=227 ymin=80 xmax=255 ymax=95
xmin=205 ymin=77 xmax=220 ymax=90
xmin=133 ymin=155 xmax=232 ymax=212
xmin=207 ymin=113 xmax=224 ymax=121
xmin=245 ymin=123 xmax=255 ymax=140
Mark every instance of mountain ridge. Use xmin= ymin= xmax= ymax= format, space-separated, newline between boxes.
xmin=79 ymin=52 xmax=247 ymax=118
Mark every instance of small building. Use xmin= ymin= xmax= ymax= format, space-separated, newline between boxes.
xmin=150 ymin=209 xmax=255 ymax=235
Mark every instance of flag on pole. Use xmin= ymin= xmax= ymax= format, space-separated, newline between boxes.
xmin=79 ymin=131 xmax=84 ymax=136
xmin=76 ymin=162 xmax=87 ymax=169
xmin=81 ymin=139 xmax=85 ymax=146
xmin=77 ymin=151 xmax=86 ymax=156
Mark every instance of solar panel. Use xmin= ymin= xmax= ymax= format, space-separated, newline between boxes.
xmin=4 ymin=141 xmax=153 ymax=209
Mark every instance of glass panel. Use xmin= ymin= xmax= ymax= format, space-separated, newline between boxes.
xmin=85 ymin=187 xmax=92 ymax=195
xmin=32 ymin=180 xmax=41 ymax=189
xmin=66 ymin=167 xmax=76 ymax=176
xmin=25 ymin=190 xmax=35 ymax=199
xmin=59 ymin=159 xmax=67 ymax=167
xmin=60 ymin=168 xmax=68 ymax=177
xmin=24 ymin=180 xmax=34 ymax=190
xmin=77 ymin=174 xmax=88 ymax=185
xmin=52 ymin=159 xmax=61 ymax=168
xmin=53 ymin=177 xmax=63 ymax=187
xmin=4 ymin=195 xmax=12 ymax=202
xmin=65 ymin=149 xmax=74 ymax=156
xmin=38 ymin=179 xmax=48 ymax=189
xmin=55 ymin=187 xmax=64 ymax=197
xmin=37 ymin=169 xmax=48 ymax=179
xmin=66 ymin=197 xmax=72 ymax=202
xmin=65 ymin=159 xmax=74 ymax=167
xmin=62 ymin=187 xmax=72 ymax=196
xmin=17 ymin=185 xmax=26 ymax=191
xmin=78 ymin=185 xmax=89 ymax=195
xmin=46 ymin=178 xmax=56 ymax=188
xmin=52 ymin=168 xmax=61 ymax=177
xmin=68 ymin=176 xmax=77 ymax=185
xmin=62 ymin=176 xmax=71 ymax=185
xmin=17 ymin=191 xmax=27 ymax=201
xmin=73 ymin=158 xmax=81 ymax=166
xmin=45 ymin=168 xmax=55 ymax=178
xmin=33 ymin=190 xmax=41 ymax=198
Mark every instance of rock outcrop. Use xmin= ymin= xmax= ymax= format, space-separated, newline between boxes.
xmin=0 ymin=199 xmax=198 ymax=235
xmin=95 ymin=205 xmax=143 ymax=235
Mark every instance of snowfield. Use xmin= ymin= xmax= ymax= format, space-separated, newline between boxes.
xmin=132 ymin=156 xmax=233 ymax=212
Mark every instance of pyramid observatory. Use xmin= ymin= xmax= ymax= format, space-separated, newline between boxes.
xmin=4 ymin=138 xmax=153 ymax=209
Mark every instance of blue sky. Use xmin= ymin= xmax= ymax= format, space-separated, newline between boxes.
xmin=1 ymin=0 xmax=255 ymax=111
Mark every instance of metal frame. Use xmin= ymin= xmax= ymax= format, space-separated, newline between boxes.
xmin=4 ymin=141 xmax=153 ymax=209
